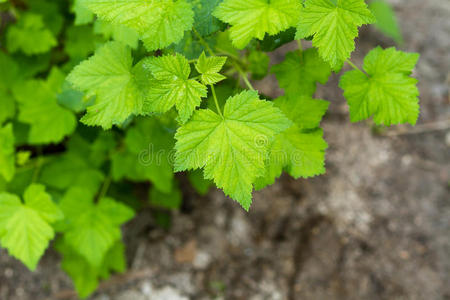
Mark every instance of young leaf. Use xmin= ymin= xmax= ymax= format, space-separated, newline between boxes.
xmin=0 ymin=124 xmax=15 ymax=182
xmin=67 ymin=42 xmax=149 ymax=129
xmin=12 ymin=73 xmax=77 ymax=145
xmin=80 ymin=0 xmax=194 ymax=50
xmin=195 ymin=52 xmax=227 ymax=85
xmin=7 ymin=13 xmax=57 ymax=55
xmin=339 ymin=47 xmax=420 ymax=125
xmin=214 ymin=0 xmax=301 ymax=49
xmin=255 ymin=95 xmax=329 ymax=189
xmin=0 ymin=184 xmax=63 ymax=270
xmin=272 ymin=48 xmax=331 ymax=96
xmin=175 ymin=91 xmax=292 ymax=210
xmin=143 ymin=54 xmax=207 ymax=123
xmin=296 ymin=0 xmax=375 ymax=69
xmin=60 ymin=187 xmax=134 ymax=267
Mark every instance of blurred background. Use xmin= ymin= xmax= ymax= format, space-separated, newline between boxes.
xmin=0 ymin=0 xmax=449 ymax=299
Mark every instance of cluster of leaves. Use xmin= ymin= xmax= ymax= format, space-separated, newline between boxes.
xmin=0 ymin=0 xmax=418 ymax=298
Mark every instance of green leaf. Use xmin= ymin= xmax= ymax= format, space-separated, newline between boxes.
xmin=143 ymin=54 xmax=208 ymax=123
xmin=195 ymin=52 xmax=227 ymax=85
xmin=60 ymin=187 xmax=134 ymax=266
xmin=0 ymin=124 xmax=15 ymax=182
xmin=369 ymin=0 xmax=403 ymax=44
xmin=339 ymin=47 xmax=420 ymax=125
xmin=111 ymin=118 xmax=174 ymax=193
xmin=94 ymin=20 xmax=140 ymax=49
xmin=149 ymin=183 xmax=183 ymax=210
xmin=0 ymin=52 xmax=22 ymax=92
xmin=260 ymin=27 xmax=296 ymax=52
xmin=188 ymin=169 xmax=212 ymax=195
xmin=40 ymin=153 xmax=104 ymax=194
xmin=81 ymin=0 xmax=194 ymax=50
xmin=0 ymin=184 xmax=63 ymax=270
xmin=296 ymin=0 xmax=375 ymax=69
xmin=28 ymin=0 xmax=64 ymax=36
xmin=272 ymin=48 xmax=331 ymax=96
xmin=7 ymin=13 xmax=57 ymax=55
xmin=67 ymin=42 xmax=149 ymax=129
xmin=175 ymin=90 xmax=291 ymax=210
xmin=189 ymin=0 xmax=224 ymax=36
xmin=214 ymin=0 xmax=301 ymax=49
xmin=65 ymin=25 xmax=97 ymax=60
xmin=56 ymin=240 xmax=126 ymax=299
xmin=72 ymin=0 xmax=94 ymax=25
xmin=255 ymin=95 xmax=329 ymax=189
xmin=248 ymin=51 xmax=270 ymax=79
xmin=12 ymin=71 xmax=77 ymax=145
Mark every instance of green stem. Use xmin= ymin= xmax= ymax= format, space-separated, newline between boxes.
xmin=188 ymin=59 xmax=198 ymax=64
xmin=31 ymin=148 xmax=43 ymax=183
xmin=211 ymin=85 xmax=223 ymax=118
xmin=192 ymin=28 xmax=215 ymax=56
xmin=297 ymin=39 xmax=303 ymax=52
xmin=346 ymin=59 xmax=367 ymax=76
xmin=97 ymin=175 xmax=112 ymax=201
xmin=297 ymin=39 xmax=303 ymax=62
xmin=214 ymin=46 xmax=240 ymax=61
xmin=233 ymin=63 xmax=254 ymax=90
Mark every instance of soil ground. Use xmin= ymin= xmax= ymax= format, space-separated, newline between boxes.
xmin=1 ymin=0 xmax=449 ymax=299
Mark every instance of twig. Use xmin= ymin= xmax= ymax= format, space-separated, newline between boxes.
xmin=382 ymin=119 xmax=450 ymax=137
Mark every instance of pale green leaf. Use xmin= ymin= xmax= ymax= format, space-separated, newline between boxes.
xmin=296 ymin=0 xmax=375 ymax=69
xmin=0 ymin=184 xmax=63 ymax=270
xmin=81 ymin=0 xmax=194 ymax=50
xmin=214 ymin=0 xmax=301 ymax=49
xmin=195 ymin=52 xmax=227 ymax=85
xmin=339 ymin=47 xmax=420 ymax=125
xmin=143 ymin=54 xmax=207 ymax=123
xmin=175 ymin=90 xmax=291 ymax=210
xmin=255 ymin=95 xmax=328 ymax=189
xmin=67 ymin=42 xmax=149 ymax=129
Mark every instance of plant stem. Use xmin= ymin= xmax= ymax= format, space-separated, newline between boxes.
xmin=214 ymin=46 xmax=240 ymax=60
xmin=297 ymin=39 xmax=303 ymax=62
xmin=97 ymin=175 xmax=112 ymax=201
xmin=233 ymin=62 xmax=254 ymax=90
xmin=346 ymin=59 xmax=367 ymax=76
xmin=297 ymin=39 xmax=303 ymax=52
xmin=188 ymin=59 xmax=198 ymax=64
xmin=211 ymin=85 xmax=223 ymax=118
xmin=31 ymin=148 xmax=43 ymax=183
xmin=192 ymin=28 xmax=215 ymax=56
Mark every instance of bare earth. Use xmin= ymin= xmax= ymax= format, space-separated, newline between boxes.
xmin=1 ymin=0 xmax=449 ymax=299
